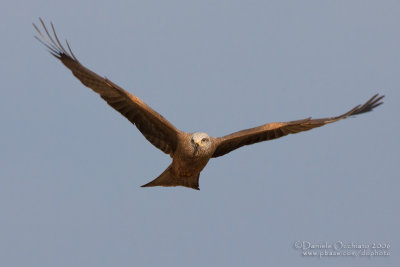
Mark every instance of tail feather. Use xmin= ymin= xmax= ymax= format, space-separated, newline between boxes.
xmin=141 ymin=166 xmax=200 ymax=190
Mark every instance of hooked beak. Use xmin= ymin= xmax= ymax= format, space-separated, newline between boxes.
xmin=193 ymin=142 xmax=199 ymax=156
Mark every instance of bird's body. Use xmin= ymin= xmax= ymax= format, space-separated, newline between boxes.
xmin=142 ymin=132 xmax=216 ymax=189
xmin=34 ymin=19 xmax=384 ymax=190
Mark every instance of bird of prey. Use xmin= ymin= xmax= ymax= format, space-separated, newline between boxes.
xmin=34 ymin=19 xmax=384 ymax=190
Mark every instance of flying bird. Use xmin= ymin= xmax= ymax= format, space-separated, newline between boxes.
xmin=34 ymin=19 xmax=384 ymax=190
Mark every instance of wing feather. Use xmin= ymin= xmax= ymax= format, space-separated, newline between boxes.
xmin=212 ymin=94 xmax=384 ymax=158
xmin=34 ymin=19 xmax=181 ymax=155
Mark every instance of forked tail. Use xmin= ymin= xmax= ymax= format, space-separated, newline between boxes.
xmin=141 ymin=165 xmax=200 ymax=190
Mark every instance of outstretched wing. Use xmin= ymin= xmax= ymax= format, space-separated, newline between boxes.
xmin=34 ymin=19 xmax=181 ymax=156
xmin=212 ymin=94 xmax=384 ymax=158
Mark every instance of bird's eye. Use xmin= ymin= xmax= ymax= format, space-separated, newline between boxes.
xmin=202 ymin=138 xmax=208 ymax=142
xmin=191 ymin=139 xmax=194 ymax=143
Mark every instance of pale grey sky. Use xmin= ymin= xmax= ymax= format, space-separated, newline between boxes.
xmin=0 ymin=1 xmax=399 ymax=266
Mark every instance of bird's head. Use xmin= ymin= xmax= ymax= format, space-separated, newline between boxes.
xmin=190 ymin=132 xmax=212 ymax=157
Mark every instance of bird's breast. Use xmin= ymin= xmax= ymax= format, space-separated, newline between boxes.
xmin=171 ymin=153 xmax=210 ymax=178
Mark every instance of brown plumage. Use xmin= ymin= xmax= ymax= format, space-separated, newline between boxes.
xmin=34 ymin=19 xmax=384 ymax=190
